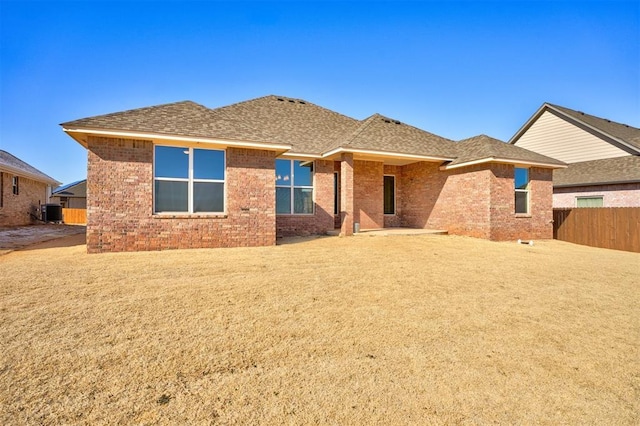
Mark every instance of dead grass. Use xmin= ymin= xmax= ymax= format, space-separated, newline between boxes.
xmin=1 ymin=234 xmax=638 ymax=425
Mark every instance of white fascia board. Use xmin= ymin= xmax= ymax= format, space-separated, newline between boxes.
xmin=440 ymin=157 xmax=567 ymax=171
xmin=62 ymin=127 xmax=292 ymax=152
xmin=278 ymin=152 xmax=323 ymax=159
xmin=0 ymin=164 xmax=61 ymax=186
xmin=323 ymin=146 xmax=454 ymax=162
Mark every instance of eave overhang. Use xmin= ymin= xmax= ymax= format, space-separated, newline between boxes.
xmin=0 ymin=163 xmax=61 ymax=186
xmin=440 ymin=157 xmax=567 ymax=171
xmin=62 ymin=126 xmax=292 ymax=155
xmin=322 ymin=147 xmax=454 ymax=166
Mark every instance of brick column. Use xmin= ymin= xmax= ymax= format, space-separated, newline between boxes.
xmin=340 ymin=153 xmax=354 ymax=236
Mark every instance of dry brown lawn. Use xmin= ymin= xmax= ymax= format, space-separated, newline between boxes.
xmin=1 ymin=234 xmax=639 ymax=425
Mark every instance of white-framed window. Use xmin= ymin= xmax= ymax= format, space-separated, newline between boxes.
xmin=514 ymin=167 xmax=529 ymax=214
xmin=576 ymin=196 xmax=603 ymax=208
xmin=276 ymin=159 xmax=314 ymax=215
xmin=12 ymin=176 xmax=19 ymax=195
xmin=384 ymin=175 xmax=395 ymax=215
xmin=153 ymin=145 xmax=225 ymax=214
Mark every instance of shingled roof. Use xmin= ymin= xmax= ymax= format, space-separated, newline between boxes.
xmin=447 ymin=135 xmax=566 ymax=168
xmin=553 ymin=156 xmax=640 ymax=187
xmin=0 ymin=150 xmax=60 ymax=186
xmin=62 ymin=95 xmax=564 ymax=168
xmin=332 ymin=113 xmax=458 ymax=159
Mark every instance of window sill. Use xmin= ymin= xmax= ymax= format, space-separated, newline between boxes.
xmin=153 ymin=213 xmax=228 ymax=219
xmin=276 ymin=214 xmax=315 ymax=217
xmin=515 ymin=213 xmax=532 ymax=218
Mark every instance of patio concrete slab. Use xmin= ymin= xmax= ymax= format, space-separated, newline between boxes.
xmin=326 ymin=228 xmax=448 ymax=237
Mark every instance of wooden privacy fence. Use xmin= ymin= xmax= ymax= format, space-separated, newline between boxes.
xmin=62 ymin=208 xmax=87 ymax=225
xmin=553 ymin=208 xmax=640 ymax=253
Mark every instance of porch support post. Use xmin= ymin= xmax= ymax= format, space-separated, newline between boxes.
xmin=340 ymin=152 xmax=354 ymax=236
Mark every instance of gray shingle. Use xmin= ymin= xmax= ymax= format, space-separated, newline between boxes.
xmin=336 ymin=114 xmax=458 ymax=159
xmin=553 ymin=156 xmax=640 ymax=187
xmin=62 ymin=96 xmax=564 ymax=168
xmin=0 ymin=150 xmax=60 ymax=185
xmin=451 ymin=135 xmax=566 ymax=167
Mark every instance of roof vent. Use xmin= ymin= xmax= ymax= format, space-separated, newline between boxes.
xmin=394 ymin=120 xmax=401 ymax=125
xmin=288 ymin=99 xmax=295 ymax=103
xmin=277 ymin=98 xmax=284 ymax=101
xmin=299 ymin=101 xmax=306 ymax=104
xmin=383 ymin=119 xmax=391 ymax=123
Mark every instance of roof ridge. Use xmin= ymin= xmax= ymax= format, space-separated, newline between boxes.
xmin=343 ymin=114 xmax=381 ymax=145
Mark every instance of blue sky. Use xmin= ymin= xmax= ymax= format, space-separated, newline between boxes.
xmin=1 ymin=0 xmax=638 ymax=185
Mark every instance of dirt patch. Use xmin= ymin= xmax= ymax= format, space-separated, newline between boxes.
xmin=0 ymin=224 xmax=85 ymax=254
xmin=1 ymin=235 xmax=638 ymax=424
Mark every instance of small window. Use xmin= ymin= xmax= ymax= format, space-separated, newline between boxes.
xmin=384 ymin=175 xmax=395 ymax=215
xmin=576 ymin=196 xmax=603 ymax=208
xmin=12 ymin=176 xmax=19 ymax=195
xmin=514 ymin=168 xmax=529 ymax=214
xmin=154 ymin=146 xmax=225 ymax=214
xmin=275 ymin=159 xmax=314 ymax=215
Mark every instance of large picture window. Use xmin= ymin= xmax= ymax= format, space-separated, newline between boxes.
xmin=384 ymin=175 xmax=395 ymax=215
xmin=154 ymin=146 xmax=225 ymax=213
xmin=514 ymin=167 xmax=529 ymax=214
xmin=276 ymin=159 xmax=313 ymax=214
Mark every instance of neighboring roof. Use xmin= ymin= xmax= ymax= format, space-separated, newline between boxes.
xmin=553 ymin=156 xmax=640 ymax=188
xmin=0 ymin=150 xmax=60 ymax=186
xmin=62 ymin=95 xmax=564 ymax=169
xmin=52 ymin=179 xmax=86 ymax=196
xmin=510 ymin=103 xmax=640 ymax=153
xmin=444 ymin=134 xmax=566 ymax=169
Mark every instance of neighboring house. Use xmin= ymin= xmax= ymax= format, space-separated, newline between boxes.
xmin=61 ymin=95 xmax=564 ymax=253
xmin=509 ymin=103 xmax=640 ymax=208
xmin=51 ymin=179 xmax=87 ymax=208
xmin=0 ymin=150 xmax=60 ymax=227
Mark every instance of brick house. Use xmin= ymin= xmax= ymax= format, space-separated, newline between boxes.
xmin=61 ymin=96 xmax=565 ymax=253
xmin=510 ymin=103 xmax=640 ymax=207
xmin=0 ymin=150 xmax=60 ymax=227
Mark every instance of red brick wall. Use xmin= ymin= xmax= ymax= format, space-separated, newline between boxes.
xmin=86 ymin=136 xmax=276 ymax=252
xmin=399 ymin=162 xmax=492 ymax=238
xmin=488 ymin=165 xmax=553 ymax=240
xmin=397 ymin=162 xmax=553 ymax=240
xmin=0 ymin=172 xmax=49 ymax=227
xmin=354 ymin=160 xmax=384 ymax=229
xmin=276 ymin=160 xmax=335 ymax=237
xmin=553 ymin=183 xmax=640 ymax=207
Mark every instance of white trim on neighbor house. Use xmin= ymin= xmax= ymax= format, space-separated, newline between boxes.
xmin=63 ymin=127 xmax=292 ymax=153
xmin=439 ymin=157 xmax=566 ymax=171
xmin=0 ymin=164 xmax=60 ymax=186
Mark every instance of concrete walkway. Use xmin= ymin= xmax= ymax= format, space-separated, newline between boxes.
xmin=0 ymin=224 xmax=86 ymax=255
xmin=327 ymin=227 xmax=448 ymax=237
